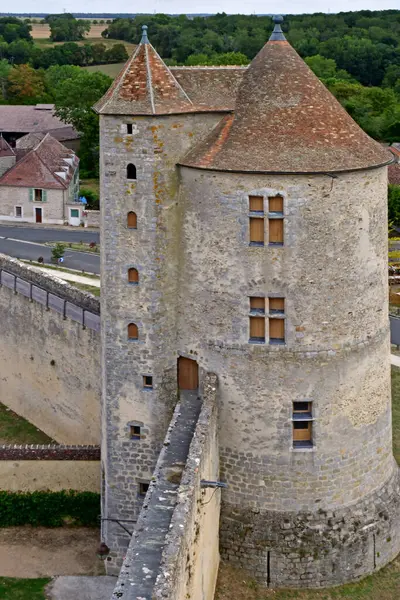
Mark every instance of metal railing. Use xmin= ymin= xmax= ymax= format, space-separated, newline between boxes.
xmin=0 ymin=269 xmax=100 ymax=332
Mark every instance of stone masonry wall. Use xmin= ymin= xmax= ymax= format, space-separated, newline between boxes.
xmin=177 ymin=165 xmax=400 ymax=585
xmin=110 ymin=373 xmax=220 ymax=600
xmin=0 ymin=256 xmax=100 ymax=444
xmin=100 ymin=111 xmax=222 ymax=568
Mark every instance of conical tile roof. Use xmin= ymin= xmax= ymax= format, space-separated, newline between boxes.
xmin=181 ymin=17 xmax=392 ymax=173
xmin=94 ymin=25 xmax=194 ymax=115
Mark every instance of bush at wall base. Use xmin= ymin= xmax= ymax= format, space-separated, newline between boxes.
xmin=0 ymin=490 xmax=100 ymax=527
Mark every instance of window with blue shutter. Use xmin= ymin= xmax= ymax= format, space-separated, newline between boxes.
xmin=29 ymin=188 xmax=33 ymax=202
xmin=42 ymin=190 xmax=47 ymax=202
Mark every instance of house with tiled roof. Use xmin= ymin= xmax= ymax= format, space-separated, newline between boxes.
xmin=0 ymin=133 xmax=80 ymax=225
xmin=0 ymin=104 xmax=80 ymax=151
xmin=96 ymin=18 xmax=399 ymax=594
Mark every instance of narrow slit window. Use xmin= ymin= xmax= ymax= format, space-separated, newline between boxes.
xmin=268 ymin=195 xmax=283 ymax=214
xmin=130 ymin=425 xmax=141 ymax=440
xmin=269 ymin=297 xmax=284 ymax=314
xmin=128 ymin=323 xmax=138 ymax=340
xmin=249 ymin=195 xmax=264 ymax=212
xmin=128 ymin=268 xmax=139 ymax=284
xmin=269 ymin=317 xmax=285 ymax=344
xmin=250 ymin=297 xmax=265 ymax=315
xmin=250 ymin=217 xmax=264 ymax=246
xmin=143 ymin=375 xmax=153 ymax=389
xmin=293 ymin=401 xmax=313 ymax=448
xmin=127 ymin=123 xmax=133 ymax=134
xmin=138 ymin=482 xmax=149 ymax=497
xmin=249 ymin=316 xmax=265 ymax=343
xmin=269 ymin=218 xmax=284 ymax=245
xmin=127 ymin=163 xmax=137 ymax=180
xmin=127 ymin=211 xmax=137 ymax=229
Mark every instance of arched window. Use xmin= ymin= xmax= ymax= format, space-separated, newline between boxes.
xmin=127 ymin=211 xmax=137 ymax=229
xmin=127 ymin=163 xmax=137 ymax=180
xmin=128 ymin=268 xmax=139 ymax=284
xmin=128 ymin=323 xmax=138 ymax=340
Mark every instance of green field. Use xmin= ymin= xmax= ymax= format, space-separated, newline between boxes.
xmin=82 ymin=62 xmax=126 ymax=77
xmin=0 ymin=402 xmax=54 ymax=445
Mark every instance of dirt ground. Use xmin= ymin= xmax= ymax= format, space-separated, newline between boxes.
xmin=30 ymin=23 xmax=107 ymax=39
xmin=0 ymin=527 xmax=105 ymax=578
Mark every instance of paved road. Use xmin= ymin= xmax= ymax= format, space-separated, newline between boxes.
xmin=0 ymin=225 xmax=99 ymax=244
xmin=0 ymin=237 xmax=100 ymax=274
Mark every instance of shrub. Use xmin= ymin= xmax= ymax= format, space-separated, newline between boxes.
xmin=51 ymin=242 xmax=65 ymax=262
xmin=0 ymin=490 xmax=100 ymax=527
xmin=80 ymin=187 xmax=99 ymax=210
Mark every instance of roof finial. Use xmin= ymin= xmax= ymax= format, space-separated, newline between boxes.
xmin=269 ymin=15 xmax=286 ymax=42
xmin=141 ymin=25 xmax=149 ymax=44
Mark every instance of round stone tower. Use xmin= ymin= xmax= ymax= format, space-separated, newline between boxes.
xmin=177 ymin=17 xmax=400 ymax=587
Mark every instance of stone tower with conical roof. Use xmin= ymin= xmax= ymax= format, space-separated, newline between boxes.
xmin=96 ymin=18 xmax=400 ymax=586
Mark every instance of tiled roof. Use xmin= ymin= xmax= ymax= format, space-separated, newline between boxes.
xmin=16 ymin=132 xmax=46 ymax=150
xmin=170 ymin=66 xmax=245 ymax=111
xmin=0 ymin=133 xmax=78 ymax=189
xmin=94 ymin=27 xmax=196 ymax=115
xmin=0 ymin=104 xmax=79 ymax=138
xmin=181 ymin=34 xmax=392 ymax=173
xmin=0 ymin=135 xmax=15 ymax=157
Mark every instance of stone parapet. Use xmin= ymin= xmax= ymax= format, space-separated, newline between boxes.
xmin=0 ymin=445 xmax=100 ymax=460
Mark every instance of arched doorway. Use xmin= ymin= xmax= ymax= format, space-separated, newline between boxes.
xmin=178 ymin=356 xmax=199 ymax=390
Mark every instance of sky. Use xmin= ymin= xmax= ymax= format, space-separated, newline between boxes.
xmin=5 ymin=1 xmax=400 ymax=16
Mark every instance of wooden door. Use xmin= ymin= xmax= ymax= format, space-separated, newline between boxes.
xmin=178 ymin=357 xmax=199 ymax=390
xmin=35 ymin=208 xmax=42 ymax=223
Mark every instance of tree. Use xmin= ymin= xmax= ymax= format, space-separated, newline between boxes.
xmin=7 ymin=64 xmax=45 ymax=103
xmin=0 ymin=58 xmax=10 ymax=99
xmin=48 ymin=15 xmax=90 ymax=42
xmin=52 ymin=70 xmax=112 ymax=176
xmin=389 ymin=185 xmax=400 ymax=225
xmin=105 ymin=43 xmax=128 ymax=63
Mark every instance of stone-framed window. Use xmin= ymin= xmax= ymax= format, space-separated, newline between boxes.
xmin=268 ymin=297 xmax=285 ymax=344
xmin=268 ymin=195 xmax=284 ymax=246
xmin=128 ymin=268 xmax=139 ymax=284
xmin=130 ymin=425 xmax=141 ymax=440
xmin=249 ymin=195 xmax=264 ymax=246
xmin=127 ymin=211 xmax=137 ymax=229
xmin=292 ymin=401 xmax=313 ymax=448
xmin=143 ymin=375 xmax=153 ymax=389
xmin=127 ymin=323 xmax=138 ymax=340
xmin=15 ymin=206 xmax=22 ymax=218
xmin=138 ymin=481 xmax=150 ymax=498
xmin=127 ymin=163 xmax=137 ymax=180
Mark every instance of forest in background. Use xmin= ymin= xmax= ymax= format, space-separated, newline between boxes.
xmin=1 ymin=10 xmax=400 ymax=184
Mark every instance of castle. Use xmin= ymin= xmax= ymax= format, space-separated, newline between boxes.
xmin=95 ymin=17 xmax=400 ymax=589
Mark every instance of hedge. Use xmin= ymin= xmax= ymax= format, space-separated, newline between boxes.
xmin=0 ymin=490 xmax=100 ymax=527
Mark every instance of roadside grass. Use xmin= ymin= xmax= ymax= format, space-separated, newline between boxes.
xmin=82 ymin=62 xmax=126 ymax=77
xmin=70 ymin=282 xmax=100 ymax=296
xmin=20 ymin=260 xmax=99 ymax=279
xmin=216 ymin=555 xmax=400 ymax=600
xmin=80 ymin=178 xmax=100 ymax=197
xmin=0 ymin=403 xmax=55 ymax=445
xmin=391 ymin=366 xmax=400 ymax=464
xmin=0 ymin=578 xmax=50 ymax=600
xmin=44 ymin=241 xmax=100 ymax=254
